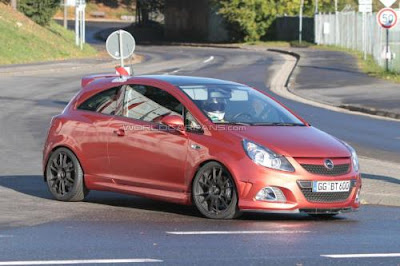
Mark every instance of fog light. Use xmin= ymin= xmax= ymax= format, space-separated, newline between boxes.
xmin=255 ymin=187 xmax=286 ymax=202
xmin=355 ymin=189 xmax=361 ymax=204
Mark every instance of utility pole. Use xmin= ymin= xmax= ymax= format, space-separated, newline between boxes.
xmin=299 ymin=0 xmax=304 ymax=43
xmin=315 ymin=0 xmax=319 ymax=45
xmin=11 ymin=0 xmax=17 ymax=9
xmin=63 ymin=0 xmax=68 ymax=29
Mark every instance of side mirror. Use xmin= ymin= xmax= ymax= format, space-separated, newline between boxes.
xmin=161 ymin=115 xmax=186 ymax=134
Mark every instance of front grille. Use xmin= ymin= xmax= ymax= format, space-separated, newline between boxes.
xmin=300 ymin=208 xmax=353 ymax=214
xmin=301 ymin=164 xmax=350 ymax=176
xmin=297 ymin=180 xmax=355 ymax=203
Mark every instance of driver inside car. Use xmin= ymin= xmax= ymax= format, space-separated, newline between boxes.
xmin=202 ymin=91 xmax=229 ymax=122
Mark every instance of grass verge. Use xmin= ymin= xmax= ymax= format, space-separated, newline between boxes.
xmin=0 ymin=3 xmax=97 ymax=65
xmin=245 ymin=41 xmax=291 ymax=48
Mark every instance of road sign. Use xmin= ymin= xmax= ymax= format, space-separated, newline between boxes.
xmin=359 ymin=5 xmax=372 ymax=13
xmin=106 ymin=30 xmax=136 ymax=68
xmin=106 ymin=30 xmax=136 ymax=60
xmin=358 ymin=0 xmax=372 ymax=4
xmin=377 ymin=8 xmax=398 ymax=29
xmin=379 ymin=0 xmax=396 ymax=7
xmin=359 ymin=0 xmax=372 ymax=13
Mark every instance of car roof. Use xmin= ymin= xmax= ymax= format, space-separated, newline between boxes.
xmin=137 ymin=75 xmax=244 ymax=87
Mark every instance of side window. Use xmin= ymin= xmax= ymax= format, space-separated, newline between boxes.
xmin=78 ymin=87 xmax=121 ymax=115
xmin=123 ymin=85 xmax=183 ymax=123
xmin=185 ymin=110 xmax=203 ymax=133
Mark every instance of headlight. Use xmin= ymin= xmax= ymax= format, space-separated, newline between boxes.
xmin=242 ymin=140 xmax=295 ymax=172
xmin=342 ymin=141 xmax=360 ymax=172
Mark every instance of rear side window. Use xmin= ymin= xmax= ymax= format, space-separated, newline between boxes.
xmin=78 ymin=87 xmax=122 ymax=115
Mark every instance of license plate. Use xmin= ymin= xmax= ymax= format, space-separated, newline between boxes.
xmin=312 ymin=181 xmax=351 ymax=192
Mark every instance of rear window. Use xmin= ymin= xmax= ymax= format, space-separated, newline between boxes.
xmin=78 ymin=87 xmax=122 ymax=115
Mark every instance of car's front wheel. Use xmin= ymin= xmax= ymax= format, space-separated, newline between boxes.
xmin=192 ymin=162 xmax=240 ymax=219
xmin=46 ymin=147 xmax=89 ymax=201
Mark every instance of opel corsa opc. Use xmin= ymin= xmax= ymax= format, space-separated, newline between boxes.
xmin=43 ymin=74 xmax=361 ymax=219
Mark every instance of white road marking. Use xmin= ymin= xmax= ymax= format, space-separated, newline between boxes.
xmin=0 ymin=259 xmax=163 ymax=265
xmin=0 ymin=235 xmax=13 ymax=238
xmin=203 ymin=56 xmax=214 ymax=63
xmin=321 ymin=253 xmax=400 ymax=258
xmin=166 ymin=230 xmax=310 ymax=235
xmin=171 ymin=69 xmax=180 ymax=74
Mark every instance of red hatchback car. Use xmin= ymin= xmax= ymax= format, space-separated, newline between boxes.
xmin=43 ymin=74 xmax=361 ymax=219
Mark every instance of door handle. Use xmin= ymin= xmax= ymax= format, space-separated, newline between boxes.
xmin=113 ymin=128 xmax=125 ymax=137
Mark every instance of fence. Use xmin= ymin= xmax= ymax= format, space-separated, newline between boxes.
xmin=315 ymin=11 xmax=400 ymax=72
xmin=275 ymin=16 xmax=314 ymax=43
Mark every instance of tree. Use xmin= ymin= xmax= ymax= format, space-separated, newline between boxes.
xmin=136 ymin=0 xmax=164 ymax=25
xmin=18 ymin=0 xmax=59 ymax=26
xmin=212 ymin=0 xmax=360 ymax=42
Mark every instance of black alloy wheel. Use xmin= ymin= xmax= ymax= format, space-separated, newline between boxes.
xmin=46 ymin=147 xmax=88 ymax=201
xmin=193 ymin=162 xmax=240 ymax=219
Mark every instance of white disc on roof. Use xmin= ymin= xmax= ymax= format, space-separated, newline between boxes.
xmin=106 ymin=30 xmax=136 ymax=60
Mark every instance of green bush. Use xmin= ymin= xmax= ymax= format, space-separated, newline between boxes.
xmin=212 ymin=0 xmax=274 ymax=42
xmin=212 ymin=0 xmax=360 ymax=42
xmin=18 ymin=0 xmax=59 ymax=26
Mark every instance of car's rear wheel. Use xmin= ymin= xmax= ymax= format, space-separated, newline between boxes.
xmin=46 ymin=147 xmax=89 ymax=202
xmin=192 ymin=162 xmax=240 ymax=219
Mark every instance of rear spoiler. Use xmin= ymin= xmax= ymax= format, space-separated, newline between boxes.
xmin=81 ymin=74 xmax=118 ymax=88
xmin=81 ymin=67 xmax=132 ymax=88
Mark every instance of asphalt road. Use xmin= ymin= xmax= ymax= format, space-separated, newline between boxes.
xmin=0 ymin=23 xmax=399 ymax=265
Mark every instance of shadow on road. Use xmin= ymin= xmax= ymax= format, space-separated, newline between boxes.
xmin=299 ymin=65 xmax=365 ymax=76
xmin=0 ymin=175 xmax=352 ymax=222
xmin=0 ymin=96 xmax=69 ymax=108
xmin=362 ymin=173 xmax=400 ymax=185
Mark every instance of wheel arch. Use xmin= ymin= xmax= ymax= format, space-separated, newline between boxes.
xmin=189 ymin=159 xmax=240 ymax=200
xmin=43 ymin=145 xmax=84 ymax=182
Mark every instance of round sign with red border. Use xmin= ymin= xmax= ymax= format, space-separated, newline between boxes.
xmin=377 ymin=8 xmax=398 ymax=29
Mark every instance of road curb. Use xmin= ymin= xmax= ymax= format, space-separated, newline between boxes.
xmin=267 ymin=48 xmax=400 ymax=122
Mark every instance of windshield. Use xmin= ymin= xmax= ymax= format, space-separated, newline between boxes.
xmin=180 ymin=84 xmax=304 ymax=126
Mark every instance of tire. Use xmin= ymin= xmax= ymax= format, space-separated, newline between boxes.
xmin=192 ymin=162 xmax=240 ymax=219
xmin=46 ymin=147 xmax=89 ymax=202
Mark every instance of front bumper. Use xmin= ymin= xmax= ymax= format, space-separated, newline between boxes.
xmin=241 ymin=207 xmax=357 ymax=215
xmin=234 ymin=160 xmax=362 ymax=214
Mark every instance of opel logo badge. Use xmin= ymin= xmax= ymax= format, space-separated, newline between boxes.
xmin=324 ymin=159 xmax=334 ymax=170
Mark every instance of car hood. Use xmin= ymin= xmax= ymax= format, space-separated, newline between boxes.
xmin=231 ymin=126 xmax=350 ymax=158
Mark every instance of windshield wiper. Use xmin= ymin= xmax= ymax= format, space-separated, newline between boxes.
xmin=251 ymin=122 xmax=305 ymax=126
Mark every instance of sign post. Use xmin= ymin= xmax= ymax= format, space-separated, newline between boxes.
xmin=106 ymin=30 xmax=136 ymax=75
xmin=299 ymin=0 xmax=304 ymax=43
xmin=359 ymin=0 xmax=372 ymax=60
xmin=75 ymin=0 xmax=86 ymax=50
xmin=386 ymin=28 xmax=389 ymax=71
xmin=377 ymin=7 xmax=398 ymax=71
xmin=335 ymin=0 xmax=338 ymax=45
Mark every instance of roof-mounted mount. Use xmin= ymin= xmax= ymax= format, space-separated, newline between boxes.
xmin=106 ymin=29 xmax=136 ymax=78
